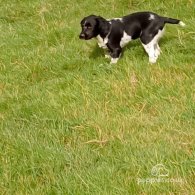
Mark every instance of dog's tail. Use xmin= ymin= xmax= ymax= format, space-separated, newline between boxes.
xmin=163 ymin=17 xmax=186 ymax=27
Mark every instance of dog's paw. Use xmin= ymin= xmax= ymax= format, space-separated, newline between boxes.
xmin=149 ymin=57 xmax=157 ymax=64
xmin=110 ymin=58 xmax=119 ymax=64
xmin=155 ymin=49 xmax=161 ymax=57
xmin=98 ymin=43 xmax=102 ymax=48
xmin=105 ymin=54 xmax=111 ymax=59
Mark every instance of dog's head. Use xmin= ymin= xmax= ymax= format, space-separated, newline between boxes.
xmin=79 ymin=15 xmax=110 ymax=40
xmin=79 ymin=15 xmax=100 ymax=40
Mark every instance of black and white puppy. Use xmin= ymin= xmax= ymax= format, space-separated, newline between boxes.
xmin=79 ymin=12 xmax=185 ymax=64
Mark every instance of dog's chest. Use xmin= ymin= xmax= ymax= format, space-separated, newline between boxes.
xmin=120 ymin=32 xmax=132 ymax=47
xmin=97 ymin=32 xmax=132 ymax=49
xmin=97 ymin=35 xmax=108 ymax=49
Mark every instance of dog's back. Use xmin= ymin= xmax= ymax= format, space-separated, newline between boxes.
xmin=122 ymin=12 xmax=162 ymax=39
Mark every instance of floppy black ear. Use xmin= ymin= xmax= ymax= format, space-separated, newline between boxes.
xmin=80 ymin=17 xmax=86 ymax=25
xmin=95 ymin=16 xmax=107 ymax=26
xmin=95 ymin=16 xmax=110 ymax=37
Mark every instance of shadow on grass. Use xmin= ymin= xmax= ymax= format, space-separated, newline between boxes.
xmin=89 ymin=45 xmax=104 ymax=59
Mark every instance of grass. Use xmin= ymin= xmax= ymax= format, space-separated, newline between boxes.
xmin=0 ymin=0 xmax=194 ymax=194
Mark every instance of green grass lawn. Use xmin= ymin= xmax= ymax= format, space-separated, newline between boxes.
xmin=0 ymin=0 xmax=194 ymax=194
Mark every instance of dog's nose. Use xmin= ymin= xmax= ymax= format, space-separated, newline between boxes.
xmin=79 ymin=33 xmax=85 ymax=39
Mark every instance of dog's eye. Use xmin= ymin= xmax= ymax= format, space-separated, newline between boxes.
xmin=84 ymin=26 xmax=92 ymax=30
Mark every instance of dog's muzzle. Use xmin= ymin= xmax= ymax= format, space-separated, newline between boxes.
xmin=79 ymin=33 xmax=85 ymax=39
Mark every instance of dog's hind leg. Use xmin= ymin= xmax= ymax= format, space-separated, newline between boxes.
xmin=154 ymin=43 xmax=161 ymax=58
xmin=142 ymin=43 xmax=157 ymax=63
xmin=141 ymin=29 xmax=164 ymax=63
xmin=154 ymin=29 xmax=164 ymax=58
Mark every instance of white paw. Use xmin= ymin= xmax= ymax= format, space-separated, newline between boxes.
xmin=98 ymin=43 xmax=107 ymax=49
xmin=149 ymin=57 xmax=157 ymax=64
xmin=98 ymin=43 xmax=102 ymax=48
xmin=110 ymin=58 xmax=119 ymax=64
xmin=155 ymin=49 xmax=161 ymax=57
xmin=105 ymin=54 xmax=111 ymax=59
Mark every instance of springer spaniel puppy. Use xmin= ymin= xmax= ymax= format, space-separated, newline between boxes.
xmin=79 ymin=12 xmax=185 ymax=64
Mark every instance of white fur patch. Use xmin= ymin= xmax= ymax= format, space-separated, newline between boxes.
xmin=113 ymin=18 xmax=123 ymax=21
xmin=149 ymin=14 xmax=155 ymax=20
xmin=105 ymin=54 xmax=111 ymax=59
xmin=120 ymin=32 xmax=132 ymax=47
xmin=97 ymin=35 xmax=108 ymax=49
xmin=110 ymin=58 xmax=119 ymax=64
xmin=179 ymin=21 xmax=186 ymax=27
xmin=142 ymin=29 xmax=164 ymax=63
xmin=107 ymin=18 xmax=123 ymax=22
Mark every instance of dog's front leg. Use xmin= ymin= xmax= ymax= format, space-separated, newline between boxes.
xmin=98 ymin=45 xmax=111 ymax=59
xmin=107 ymin=44 xmax=122 ymax=64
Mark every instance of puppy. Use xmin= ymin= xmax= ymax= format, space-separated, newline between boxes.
xmin=79 ymin=12 xmax=185 ymax=64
